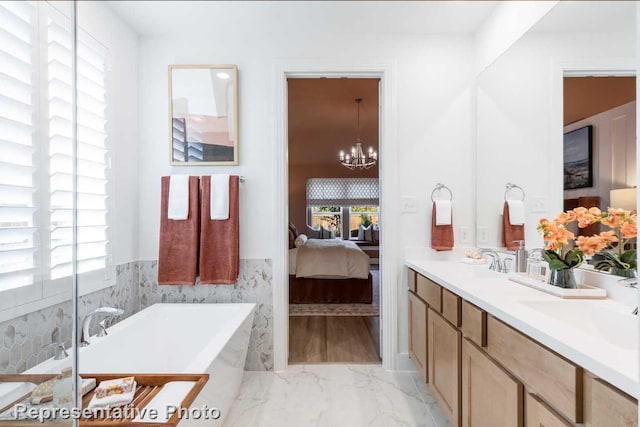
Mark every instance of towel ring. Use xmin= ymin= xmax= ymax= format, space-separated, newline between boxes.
xmin=431 ymin=183 xmax=453 ymax=202
xmin=504 ymin=182 xmax=525 ymax=201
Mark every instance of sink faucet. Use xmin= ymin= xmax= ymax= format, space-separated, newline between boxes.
xmin=80 ymin=307 xmax=124 ymax=347
xmin=481 ymin=249 xmax=508 ymax=273
xmin=44 ymin=342 xmax=69 ymax=360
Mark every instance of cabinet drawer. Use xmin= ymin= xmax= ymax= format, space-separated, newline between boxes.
xmin=486 ymin=316 xmax=582 ymax=423
xmin=416 ymin=274 xmax=442 ymax=311
xmin=442 ymin=289 xmax=461 ymax=326
xmin=408 ymin=269 xmax=417 ymax=293
xmin=526 ymin=393 xmax=572 ymax=427
xmin=461 ymin=300 xmax=486 ymax=347
xmin=583 ymin=372 xmax=638 ymax=427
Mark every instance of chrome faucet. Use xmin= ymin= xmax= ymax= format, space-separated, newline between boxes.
xmin=481 ymin=249 xmax=508 ymax=273
xmin=80 ymin=307 xmax=124 ymax=347
xmin=44 ymin=342 xmax=69 ymax=360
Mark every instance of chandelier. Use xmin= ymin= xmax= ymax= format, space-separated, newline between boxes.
xmin=339 ymin=98 xmax=377 ymax=170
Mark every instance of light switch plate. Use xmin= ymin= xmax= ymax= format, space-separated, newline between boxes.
xmin=401 ymin=197 xmax=418 ymax=213
xmin=459 ymin=226 xmax=471 ymax=244
xmin=477 ymin=226 xmax=489 ymax=244
xmin=530 ymin=196 xmax=547 ymax=213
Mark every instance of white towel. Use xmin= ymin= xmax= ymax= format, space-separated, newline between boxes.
xmin=168 ymin=175 xmax=190 ymax=220
xmin=210 ymin=174 xmax=230 ymax=220
xmin=434 ymin=200 xmax=452 ymax=226
xmin=506 ymin=200 xmax=525 ymax=225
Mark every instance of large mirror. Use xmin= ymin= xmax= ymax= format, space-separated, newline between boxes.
xmin=476 ymin=1 xmax=636 ymax=252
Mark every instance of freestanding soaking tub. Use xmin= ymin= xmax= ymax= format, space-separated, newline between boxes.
xmin=1 ymin=303 xmax=256 ymax=426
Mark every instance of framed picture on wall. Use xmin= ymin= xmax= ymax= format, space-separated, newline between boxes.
xmin=563 ymin=125 xmax=593 ymax=190
xmin=168 ymin=64 xmax=239 ymax=165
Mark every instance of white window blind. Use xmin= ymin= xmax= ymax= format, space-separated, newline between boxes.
xmin=0 ymin=1 xmax=38 ymax=293
xmin=46 ymin=13 xmax=110 ymax=284
xmin=306 ymin=178 xmax=380 ymax=207
xmin=0 ymin=1 xmax=112 ymax=305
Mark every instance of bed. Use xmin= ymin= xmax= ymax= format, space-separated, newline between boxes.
xmin=289 ymin=237 xmax=372 ymax=304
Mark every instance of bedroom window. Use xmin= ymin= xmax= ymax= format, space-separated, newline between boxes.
xmin=349 ymin=206 xmax=379 ymax=233
xmin=310 ymin=206 xmax=342 ymax=237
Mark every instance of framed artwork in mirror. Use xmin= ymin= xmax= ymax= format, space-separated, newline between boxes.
xmin=168 ymin=64 xmax=238 ymax=165
xmin=563 ymin=125 xmax=593 ymax=190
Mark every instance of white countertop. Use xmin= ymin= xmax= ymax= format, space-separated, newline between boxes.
xmin=406 ymin=259 xmax=639 ymax=399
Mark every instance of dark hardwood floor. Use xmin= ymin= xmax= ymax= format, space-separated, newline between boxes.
xmin=289 ymin=316 xmax=381 ymax=364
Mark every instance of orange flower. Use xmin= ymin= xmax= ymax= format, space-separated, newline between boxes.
xmin=573 ymin=207 xmax=588 ymax=215
xmin=555 ymin=211 xmax=577 ymax=224
xmin=588 ymin=207 xmax=602 ymax=216
xmin=577 ymin=214 xmax=597 ymax=228
xmin=575 ymin=235 xmax=607 ymax=256
xmin=621 ymin=221 xmax=637 ymax=239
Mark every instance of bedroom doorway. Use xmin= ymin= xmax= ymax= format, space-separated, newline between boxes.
xmin=287 ymin=77 xmax=382 ymax=364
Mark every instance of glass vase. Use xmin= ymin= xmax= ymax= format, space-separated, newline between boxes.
xmin=610 ymin=267 xmax=637 ymax=279
xmin=549 ymin=269 xmax=577 ymax=289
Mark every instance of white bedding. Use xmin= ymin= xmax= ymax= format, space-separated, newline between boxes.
xmin=290 ymin=238 xmax=370 ymax=279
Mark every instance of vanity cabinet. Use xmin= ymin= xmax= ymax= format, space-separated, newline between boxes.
xmin=407 ymin=267 xmax=638 ymax=427
xmin=525 ymin=393 xmax=572 ymax=427
xmin=427 ymin=308 xmax=461 ymax=427
xmin=408 ymin=290 xmax=428 ymax=382
xmin=462 ymin=338 xmax=523 ymax=427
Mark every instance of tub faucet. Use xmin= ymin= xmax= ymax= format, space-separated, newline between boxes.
xmin=481 ymin=249 xmax=507 ymax=273
xmin=44 ymin=342 xmax=69 ymax=360
xmin=80 ymin=307 xmax=124 ymax=347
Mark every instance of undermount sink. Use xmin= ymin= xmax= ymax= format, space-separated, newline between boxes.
xmin=452 ymin=265 xmax=504 ymax=280
xmin=519 ymin=300 xmax=638 ymax=350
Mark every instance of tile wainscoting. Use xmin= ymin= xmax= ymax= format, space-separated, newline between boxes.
xmin=0 ymin=261 xmax=140 ymax=375
xmin=138 ymin=259 xmax=274 ymax=371
xmin=1 ymin=258 xmax=273 ymax=375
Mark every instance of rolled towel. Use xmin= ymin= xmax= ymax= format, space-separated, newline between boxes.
xmin=506 ymin=200 xmax=525 ymax=225
xmin=167 ymin=175 xmax=190 ymax=220
xmin=210 ymin=174 xmax=230 ymax=220
xmin=435 ymin=200 xmax=452 ymax=226
xmin=88 ymin=377 xmax=136 ymax=409
xmin=294 ymin=234 xmax=308 ymax=248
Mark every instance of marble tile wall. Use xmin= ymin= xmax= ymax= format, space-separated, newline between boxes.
xmin=0 ymin=262 xmax=140 ymax=375
xmin=0 ymin=258 xmax=273 ymax=375
xmin=138 ymin=259 xmax=274 ymax=371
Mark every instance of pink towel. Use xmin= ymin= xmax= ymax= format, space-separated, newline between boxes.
xmin=200 ymin=175 xmax=240 ymax=284
xmin=431 ymin=202 xmax=454 ymax=251
xmin=502 ymin=201 xmax=525 ymax=250
xmin=158 ymin=176 xmax=200 ymax=285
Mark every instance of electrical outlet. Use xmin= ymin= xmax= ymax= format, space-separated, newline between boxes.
xmin=401 ymin=197 xmax=418 ymax=213
xmin=530 ymin=196 xmax=547 ymax=213
xmin=459 ymin=226 xmax=470 ymax=244
xmin=477 ymin=226 xmax=489 ymax=244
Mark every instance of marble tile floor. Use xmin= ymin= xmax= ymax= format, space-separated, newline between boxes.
xmin=224 ymin=365 xmax=452 ymax=427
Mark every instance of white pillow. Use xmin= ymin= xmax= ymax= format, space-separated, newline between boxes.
xmin=358 ymin=224 xmax=371 ymax=241
xmin=306 ymin=225 xmax=321 ymax=239
xmin=321 ymin=226 xmax=335 ymax=239
xmin=294 ymin=234 xmax=308 ymax=248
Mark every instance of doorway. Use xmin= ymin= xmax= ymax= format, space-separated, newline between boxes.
xmin=286 ymin=77 xmax=382 ymax=364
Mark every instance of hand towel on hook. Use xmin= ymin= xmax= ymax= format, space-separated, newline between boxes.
xmin=434 ymin=200 xmax=452 ymax=226
xmin=210 ymin=174 xmax=230 ymax=220
xmin=167 ymin=175 xmax=190 ymax=220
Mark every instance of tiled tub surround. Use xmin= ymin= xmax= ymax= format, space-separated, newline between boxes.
xmin=0 ymin=258 xmax=273 ymax=375
xmin=0 ymin=261 xmax=140 ymax=375
xmin=139 ymin=259 xmax=273 ymax=371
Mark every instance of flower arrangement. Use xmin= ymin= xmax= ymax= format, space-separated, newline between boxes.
xmin=537 ymin=207 xmax=637 ymax=277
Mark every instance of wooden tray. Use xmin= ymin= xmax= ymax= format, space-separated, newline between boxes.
xmin=0 ymin=373 xmax=208 ymax=426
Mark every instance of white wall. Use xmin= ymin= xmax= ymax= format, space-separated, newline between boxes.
xmin=476 ymin=31 xmax=635 ymax=249
xmin=78 ymin=2 xmax=140 ymax=265
xmin=135 ymin=16 xmax=479 ymax=362
xmin=564 ymin=101 xmax=636 ymax=209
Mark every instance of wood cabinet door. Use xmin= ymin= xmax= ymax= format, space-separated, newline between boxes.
xmin=462 ymin=338 xmax=523 ymax=427
xmin=428 ymin=308 xmax=461 ymax=427
xmin=409 ymin=291 xmax=428 ymax=382
xmin=526 ymin=393 xmax=572 ymax=427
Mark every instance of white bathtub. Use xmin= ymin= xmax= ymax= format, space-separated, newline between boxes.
xmin=1 ymin=303 xmax=255 ymax=426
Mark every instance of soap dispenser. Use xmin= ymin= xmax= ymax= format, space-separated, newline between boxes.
xmin=514 ymin=240 xmax=527 ymax=273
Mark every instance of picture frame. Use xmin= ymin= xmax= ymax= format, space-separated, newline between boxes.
xmin=168 ymin=64 xmax=238 ymax=165
xmin=563 ymin=125 xmax=593 ymax=190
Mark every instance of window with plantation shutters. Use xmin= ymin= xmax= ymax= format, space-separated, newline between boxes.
xmin=46 ymin=12 xmax=110 ymax=290
xmin=0 ymin=1 xmax=112 ymax=309
xmin=0 ymin=1 xmax=39 ymax=301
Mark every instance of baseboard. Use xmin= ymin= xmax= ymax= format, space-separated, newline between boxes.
xmin=396 ymin=352 xmax=418 ymax=372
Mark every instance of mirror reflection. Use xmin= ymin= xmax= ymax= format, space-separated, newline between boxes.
xmin=476 ymin=1 xmax=636 ymax=254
